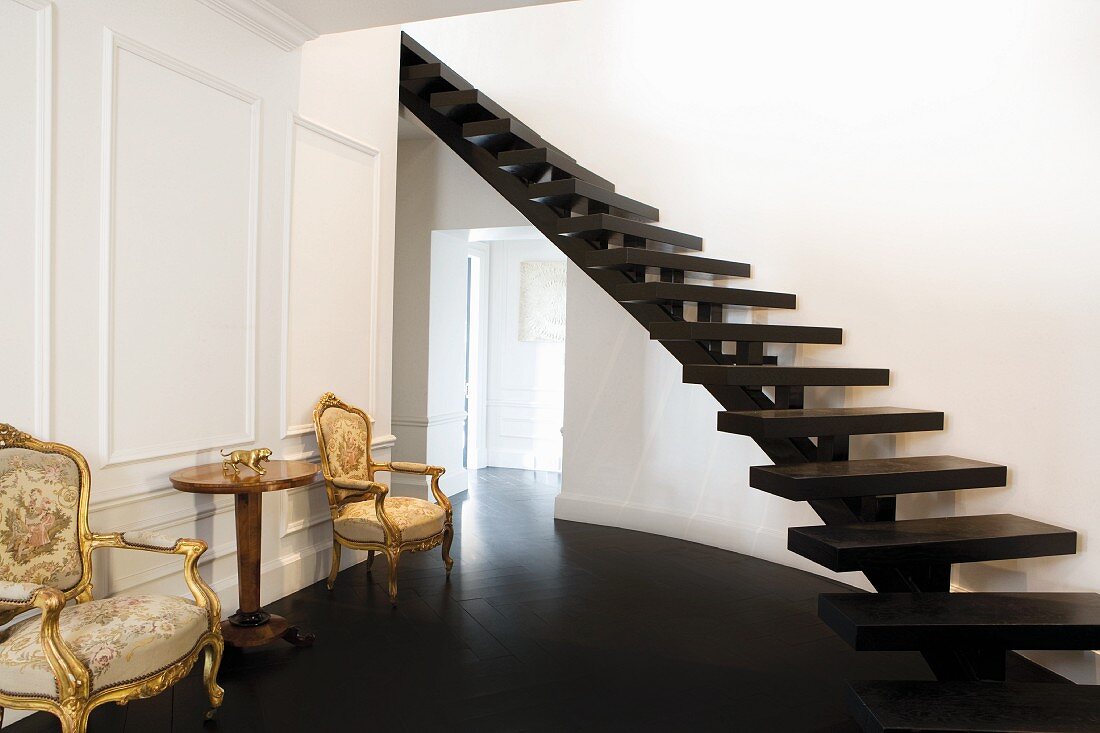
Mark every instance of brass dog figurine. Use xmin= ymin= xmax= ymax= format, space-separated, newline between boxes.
xmin=221 ymin=447 xmax=272 ymax=476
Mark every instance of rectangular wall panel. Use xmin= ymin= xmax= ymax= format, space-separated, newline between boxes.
xmin=281 ymin=116 xmax=380 ymax=435
xmin=101 ymin=33 xmax=259 ymax=465
xmin=0 ymin=0 xmax=50 ymax=435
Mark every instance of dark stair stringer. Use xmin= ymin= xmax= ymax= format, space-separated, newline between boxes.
xmin=397 ymin=32 xmax=1088 ymax=729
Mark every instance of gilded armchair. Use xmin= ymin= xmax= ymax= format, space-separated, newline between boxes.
xmin=0 ymin=425 xmax=223 ymax=733
xmin=312 ymin=393 xmax=453 ymax=604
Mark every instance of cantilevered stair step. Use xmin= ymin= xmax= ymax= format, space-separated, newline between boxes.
xmin=429 ymin=89 xmax=510 ymax=123
xmin=586 ymin=248 xmax=750 ymax=279
xmin=847 ymin=680 xmax=1100 ymax=733
xmin=498 ymin=147 xmax=615 ymax=190
xmin=651 ymin=322 xmax=840 ymax=344
xmin=558 ymin=214 xmax=703 ymax=251
xmin=528 ymin=178 xmax=659 ymax=221
xmin=750 ymin=455 xmax=1004 ymax=500
xmin=400 ymin=63 xmax=467 ymax=96
xmin=687 ymin=366 xmax=890 ymax=388
xmin=462 ymin=118 xmax=550 ymax=153
xmin=718 ymin=407 xmax=940 ymax=438
xmin=820 ymin=592 xmax=1100 ymax=651
xmin=616 ymin=282 xmax=796 ymax=309
xmin=788 ymin=514 xmax=1077 ymax=572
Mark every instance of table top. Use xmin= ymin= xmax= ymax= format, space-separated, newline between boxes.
xmin=170 ymin=460 xmax=320 ymax=495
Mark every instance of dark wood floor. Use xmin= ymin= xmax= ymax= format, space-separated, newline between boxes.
xmin=11 ymin=468 xmax=932 ymax=732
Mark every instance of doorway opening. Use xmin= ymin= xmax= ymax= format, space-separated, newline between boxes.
xmin=431 ymin=226 xmax=566 ymax=492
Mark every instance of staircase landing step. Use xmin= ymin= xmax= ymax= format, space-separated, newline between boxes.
xmin=719 ymin=406 xmax=941 ymax=438
xmin=820 ymin=592 xmax=1100 ymax=651
xmin=789 ymin=514 xmax=1077 ymax=572
xmin=616 ymin=282 xmax=796 ymax=309
xmin=847 ymin=680 xmax=1100 ymax=733
xmin=651 ymin=321 xmax=839 ymax=344
xmin=498 ymin=147 xmax=615 ymax=190
xmin=687 ymin=366 xmax=890 ymax=388
xmin=750 ymin=455 xmax=1004 ymax=500
xmin=559 ymin=214 xmax=703 ymax=251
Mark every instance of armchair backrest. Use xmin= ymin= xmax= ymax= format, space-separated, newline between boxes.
xmin=312 ymin=393 xmax=374 ymax=485
xmin=0 ymin=424 xmax=91 ymax=596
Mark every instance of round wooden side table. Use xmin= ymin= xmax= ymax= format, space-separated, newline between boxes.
xmin=170 ymin=460 xmax=319 ymax=649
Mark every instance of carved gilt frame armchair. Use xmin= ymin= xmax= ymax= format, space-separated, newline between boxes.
xmin=312 ymin=393 xmax=453 ymax=605
xmin=0 ymin=425 xmax=223 ymax=733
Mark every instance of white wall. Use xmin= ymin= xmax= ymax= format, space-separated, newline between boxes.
xmin=405 ymin=0 xmax=1100 ymax=682
xmin=485 ymin=238 xmax=565 ymax=471
xmin=0 ymin=4 xmax=398 ymax=724
xmin=392 ymin=136 xmax=528 ymax=493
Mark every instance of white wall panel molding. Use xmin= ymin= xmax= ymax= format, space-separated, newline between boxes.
xmin=280 ymin=113 xmax=383 ymax=437
xmin=109 ymin=497 xmax=234 ymax=535
xmin=392 ymin=412 xmax=467 ymax=429
xmin=193 ymin=0 xmax=317 ymax=52
xmin=98 ymin=30 xmax=261 ymax=468
xmin=2 ymin=0 xmax=53 ymax=437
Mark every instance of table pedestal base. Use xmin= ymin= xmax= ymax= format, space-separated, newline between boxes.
xmin=221 ymin=614 xmax=315 ymax=648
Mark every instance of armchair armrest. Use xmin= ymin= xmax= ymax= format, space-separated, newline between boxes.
xmin=88 ymin=532 xmax=221 ymax=622
xmin=0 ymin=580 xmax=51 ymax=608
xmin=370 ymin=462 xmax=451 ymax=515
xmin=371 ymin=461 xmax=444 ymax=477
xmin=330 ymin=477 xmax=389 ymax=508
xmin=21 ymin=586 xmax=92 ymax=705
xmin=120 ymin=530 xmax=183 ymax=551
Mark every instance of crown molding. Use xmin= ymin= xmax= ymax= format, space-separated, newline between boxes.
xmin=194 ymin=0 xmax=318 ymax=51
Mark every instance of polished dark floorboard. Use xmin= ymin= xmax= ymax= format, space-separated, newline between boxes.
xmin=10 ymin=468 xmax=932 ymax=732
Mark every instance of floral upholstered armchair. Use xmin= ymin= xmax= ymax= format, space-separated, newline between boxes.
xmin=313 ymin=393 xmax=453 ymax=604
xmin=0 ymin=425 xmax=223 ymax=732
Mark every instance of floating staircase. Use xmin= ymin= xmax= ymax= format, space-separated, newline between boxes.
xmin=398 ymin=33 xmax=1088 ymax=731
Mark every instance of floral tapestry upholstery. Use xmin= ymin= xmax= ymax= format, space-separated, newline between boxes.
xmin=0 ymin=594 xmax=209 ymax=697
xmin=0 ymin=448 xmax=82 ymax=591
xmin=319 ymin=408 xmax=371 ymax=481
xmin=334 ymin=497 xmax=445 ymax=544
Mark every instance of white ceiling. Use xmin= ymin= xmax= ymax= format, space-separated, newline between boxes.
xmin=265 ymin=0 xmax=575 ymax=35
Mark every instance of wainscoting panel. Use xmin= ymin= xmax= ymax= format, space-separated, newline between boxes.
xmin=281 ymin=115 xmax=381 ymax=436
xmin=0 ymin=0 xmax=52 ymax=436
xmin=99 ymin=31 xmax=260 ymax=466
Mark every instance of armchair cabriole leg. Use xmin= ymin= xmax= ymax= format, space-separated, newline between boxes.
xmin=327 ymin=542 xmax=342 ymax=590
xmin=442 ymin=524 xmax=455 ymax=576
xmin=386 ymin=551 xmax=400 ymax=606
xmin=366 ymin=549 xmax=376 ymax=573
xmin=203 ymin=636 xmax=225 ymax=721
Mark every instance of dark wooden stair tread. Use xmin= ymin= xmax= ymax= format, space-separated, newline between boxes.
xmin=847 ymin=680 xmax=1100 ymax=733
xmin=400 ymin=62 xmax=468 ymax=96
xmin=463 ymin=117 xmax=550 ymax=152
xmin=687 ymin=366 xmax=891 ymax=388
xmin=750 ymin=455 xmax=1004 ymax=500
xmin=558 ymin=214 xmax=703 ymax=251
xmin=820 ymin=592 xmax=1100 ymax=651
xmin=528 ymin=178 xmax=659 ymax=221
xmin=586 ymin=248 xmax=749 ymax=279
xmin=429 ymin=88 xmax=514 ymax=123
xmin=788 ymin=514 xmax=1077 ymax=572
xmin=497 ymin=147 xmax=615 ymax=190
xmin=651 ymin=321 xmax=840 ymax=344
xmin=616 ymin=282 xmax=796 ymax=309
xmin=718 ymin=406 xmax=941 ymax=438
